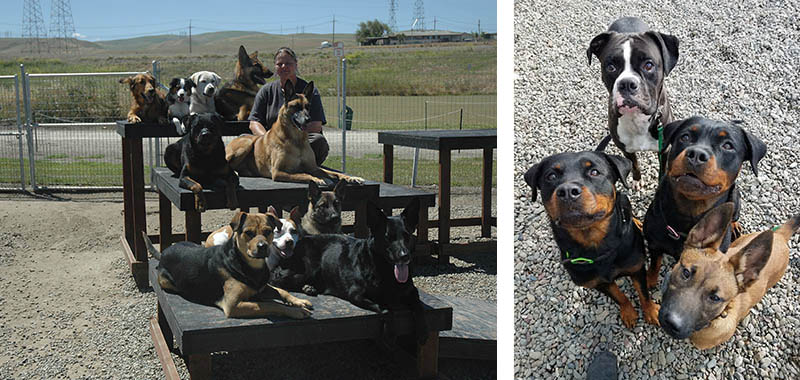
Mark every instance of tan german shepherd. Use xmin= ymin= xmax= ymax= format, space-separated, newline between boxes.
xmin=216 ymin=45 xmax=273 ymax=121
xmin=225 ymin=80 xmax=363 ymax=186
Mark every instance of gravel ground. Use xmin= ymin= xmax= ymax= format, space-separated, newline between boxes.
xmin=0 ymin=186 xmax=496 ymax=379
xmin=515 ymin=1 xmax=800 ymax=379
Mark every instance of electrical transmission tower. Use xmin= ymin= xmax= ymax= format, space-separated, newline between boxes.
xmin=388 ymin=0 xmax=397 ymax=32
xmin=413 ymin=0 xmax=425 ymax=31
xmin=22 ymin=0 xmax=48 ymax=54
xmin=48 ymin=0 xmax=78 ymax=54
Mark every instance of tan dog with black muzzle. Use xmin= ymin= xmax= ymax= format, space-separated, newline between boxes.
xmin=225 ymin=80 xmax=363 ymax=186
xmin=143 ymin=209 xmax=312 ymax=319
xmin=658 ymin=202 xmax=799 ymax=349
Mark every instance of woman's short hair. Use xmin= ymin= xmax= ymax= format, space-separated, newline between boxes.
xmin=274 ymin=47 xmax=298 ymax=63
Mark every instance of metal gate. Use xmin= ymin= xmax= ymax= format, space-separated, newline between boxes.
xmin=0 ymin=75 xmax=26 ymax=190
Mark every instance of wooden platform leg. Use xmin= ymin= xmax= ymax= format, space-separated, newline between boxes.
xmin=438 ymin=148 xmax=451 ymax=264
xmin=185 ymin=211 xmax=201 ymax=243
xmin=481 ymin=148 xmax=493 ymax=238
xmin=354 ymin=201 xmax=369 ymax=238
xmin=416 ymin=331 xmax=440 ymax=379
xmin=157 ymin=302 xmax=173 ymax=350
xmin=417 ymin=206 xmax=430 ymax=256
xmin=186 ymin=353 xmax=212 ymax=380
xmin=383 ymin=144 xmax=394 ymax=184
xmin=159 ymin=192 xmax=173 ymax=250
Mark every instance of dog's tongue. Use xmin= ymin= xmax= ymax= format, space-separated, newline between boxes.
xmin=394 ymin=264 xmax=409 ymax=283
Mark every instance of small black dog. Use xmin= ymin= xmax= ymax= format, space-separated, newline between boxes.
xmin=166 ymin=77 xmax=195 ymax=135
xmin=163 ymin=113 xmax=239 ymax=212
xmin=270 ymin=198 xmax=428 ymax=343
xmin=301 ymin=180 xmax=346 ymax=235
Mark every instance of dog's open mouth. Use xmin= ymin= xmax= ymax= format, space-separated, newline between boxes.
xmin=614 ymin=98 xmax=648 ymax=115
xmin=394 ymin=263 xmax=409 ymax=283
xmin=291 ymin=111 xmax=310 ymax=130
xmin=278 ymin=246 xmax=293 ymax=258
xmin=252 ymin=72 xmax=267 ymax=85
xmin=671 ymin=173 xmax=722 ymax=195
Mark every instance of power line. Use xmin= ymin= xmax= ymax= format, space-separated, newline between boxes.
xmin=48 ymin=0 xmax=78 ymax=54
xmin=22 ymin=0 xmax=47 ymax=54
xmin=388 ymin=0 xmax=397 ymax=32
xmin=413 ymin=0 xmax=425 ymax=31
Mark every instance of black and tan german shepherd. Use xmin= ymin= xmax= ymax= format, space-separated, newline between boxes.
xmin=216 ymin=45 xmax=273 ymax=121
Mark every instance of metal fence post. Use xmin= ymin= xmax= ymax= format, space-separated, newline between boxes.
xmin=152 ymin=60 xmax=162 ymax=169
xmin=14 ymin=75 xmax=26 ymax=190
xmin=20 ymin=64 xmax=37 ymax=191
xmin=341 ymin=58 xmax=347 ymax=172
xmin=337 ymin=58 xmax=342 ymax=168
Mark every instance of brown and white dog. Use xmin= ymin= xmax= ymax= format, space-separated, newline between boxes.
xmin=658 ymin=202 xmax=799 ymax=349
xmin=120 ymin=73 xmax=168 ymax=125
xmin=216 ymin=45 xmax=274 ymax=121
xmin=225 ymin=80 xmax=363 ymax=185
xmin=205 ymin=206 xmax=303 ymax=262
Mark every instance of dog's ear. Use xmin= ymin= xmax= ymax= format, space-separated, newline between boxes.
xmin=333 ymin=180 xmax=346 ymax=200
xmin=210 ymin=112 xmax=225 ymax=127
xmin=587 ymin=32 xmax=612 ymax=65
xmin=400 ymin=197 xmax=421 ymax=234
xmin=289 ymin=206 xmax=302 ymax=226
xmin=169 ymin=77 xmax=180 ymax=88
xmin=238 ymin=45 xmax=252 ymax=66
xmin=738 ymin=125 xmax=767 ymax=177
xmin=727 ymin=230 xmax=773 ymax=287
xmin=212 ymin=72 xmax=222 ymax=85
xmin=184 ymin=113 xmax=199 ymax=131
xmin=230 ymin=211 xmax=248 ymax=233
xmin=307 ymin=181 xmax=321 ymax=202
xmin=523 ymin=162 xmax=543 ymax=202
xmin=190 ymin=72 xmax=201 ymax=85
xmin=660 ymin=117 xmax=692 ymax=153
xmin=265 ymin=207 xmax=282 ymax=231
xmin=602 ymin=153 xmax=632 ymax=189
xmin=120 ymin=76 xmax=134 ymax=90
xmin=367 ymin=201 xmax=387 ymax=231
xmin=282 ymin=79 xmax=296 ymax=102
xmin=186 ymin=78 xmax=196 ymax=88
xmin=644 ymin=31 xmax=680 ymax=77
xmin=685 ymin=202 xmax=735 ymax=251
xmin=303 ymin=81 xmax=315 ymax=100
xmin=267 ymin=205 xmax=277 ymax=215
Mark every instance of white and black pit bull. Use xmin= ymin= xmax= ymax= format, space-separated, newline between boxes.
xmin=588 ymin=17 xmax=679 ymax=189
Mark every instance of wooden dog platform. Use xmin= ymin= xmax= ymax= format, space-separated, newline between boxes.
xmin=436 ymin=295 xmax=496 ymax=361
xmin=148 ymin=259 xmax=453 ymax=379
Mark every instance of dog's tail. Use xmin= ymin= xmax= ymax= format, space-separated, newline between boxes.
xmin=595 ymin=134 xmax=613 ymax=152
xmin=141 ymin=231 xmax=162 ymax=260
xmin=774 ymin=213 xmax=800 ymax=241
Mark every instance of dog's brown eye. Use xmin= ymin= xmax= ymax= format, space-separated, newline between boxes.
xmin=605 ymin=64 xmax=616 ymax=73
xmin=681 ymin=267 xmax=691 ymax=280
xmin=709 ymin=293 xmax=722 ymax=302
xmin=589 ymin=169 xmax=600 ymax=177
xmin=245 ymin=230 xmax=255 ymax=238
xmin=722 ymin=142 xmax=734 ymax=150
xmin=642 ymin=61 xmax=655 ymax=72
xmin=546 ymin=172 xmax=557 ymax=181
xmin=680 ymin=133 xmax=690 ymax=142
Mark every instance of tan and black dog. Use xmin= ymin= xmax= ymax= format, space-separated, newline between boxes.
xmin=302 ymin=180 xmax=346 ymax=235
xmin=120 ymin=73 xmax=168 ymax=125
xmin=658 ymin=202 xmax=799 ymax=349
xmin=205 ymin=206 xmax=303 ymax=262
xmin=216 ymin=45 xmax=274 ymax=121
xmin=163 ymin=113 xmax=239 ymax=212
xmin=643 ymin=116 xmax=767 ymax=288
xmin=524 ymin=151 xmax=659 ymax=328
xmin=142 ymin=210 xmax=313 ymax=319
xmin=225 ymin=80 xmax=363 ymax=185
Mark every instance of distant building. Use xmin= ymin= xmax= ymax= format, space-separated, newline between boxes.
xmin=361 ymin=29 xmax=474 ymax=46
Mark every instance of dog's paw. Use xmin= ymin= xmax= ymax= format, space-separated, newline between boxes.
xmin=286 ymin=306 xmax=312 ymax=319
xmin=312 ymin=177 xmax=328 ymax=186
xmin=619 ymin=305 xmax=638 ymax=329
xmin=301 ymin=284 xmax=319 ymax=296
xmin=346 ymin=176 xmax=365 ymax=185
xmin=128 ymin=115 xmax=142 ymax=123
xmin=643 ymin=302 xmax=660 ymax=326
xmin=291 ymin=297 xmax=314 ymax=310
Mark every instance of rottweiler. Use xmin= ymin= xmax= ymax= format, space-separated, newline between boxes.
xmin=524 ymin=151 xmax=659 ymax=328
xmin=164 ymin=113 xmax=239 ymax=212
xmin=269 ymin=199 xmax=429 ymax=343
xmin=142 ymin=210 xmax=312 ymax=319
xmin=643 ymin=116 xmax=767 ymax=288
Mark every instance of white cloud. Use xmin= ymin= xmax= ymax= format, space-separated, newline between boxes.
xmin=72 ymin=32 xmax=86 ymax=39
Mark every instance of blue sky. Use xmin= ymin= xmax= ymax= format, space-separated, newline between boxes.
xmin=0 ymin=0 xmax=496 ymax=41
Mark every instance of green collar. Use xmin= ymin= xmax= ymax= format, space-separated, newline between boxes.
xmin=564 ymin=251 xmax=595 ymax=265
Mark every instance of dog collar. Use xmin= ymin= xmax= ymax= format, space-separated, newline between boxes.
xmin=560 ymin=198 xmax=630 ymax=266
xmin=657 ymin=183 xmax=737 ymax=241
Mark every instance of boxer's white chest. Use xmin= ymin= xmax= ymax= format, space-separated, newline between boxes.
xmin=617 ymin=112 xmax=658 ymax=152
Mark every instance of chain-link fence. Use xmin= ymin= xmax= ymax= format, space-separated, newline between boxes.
xmin=2 ymin=44 xmax=496 ymax=191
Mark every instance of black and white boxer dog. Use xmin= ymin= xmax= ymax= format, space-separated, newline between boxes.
xmin=587 ymin=17 xmax=679 ymax=189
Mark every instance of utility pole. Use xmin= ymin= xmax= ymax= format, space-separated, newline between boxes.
xmin=388 ymin=0 xmax=397 ymax=32
xmin=433 ymin=16 xmax=436 ymax=31
xmin=22 ymin=0 xmax=47 ymax=54
xmin=478 ymin=19 xmax=481 ymax=35
xmin=49 ymin=0 xmax=78 ymax=54
xmin=332 ymin=15 xmax=335 ymax=46
xmin=189 ymin=19 xmax=192 ymax=54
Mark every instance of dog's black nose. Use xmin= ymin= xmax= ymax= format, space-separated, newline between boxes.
xmin=257 ymin=241 xmax=269 ymax=250
xmin=555 ymin=183 xmax=582 ymax=201
xmin=617 ymin=78 xmax=638 ymax=94
xmin=685 ymin=146 xmax=710 ymax=167
xmin=660 ymin=311 xmax=686 ymax=337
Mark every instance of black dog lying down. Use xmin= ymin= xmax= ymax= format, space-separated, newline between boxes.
xmin=270 ymin=198 xmax=428 ymax=343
